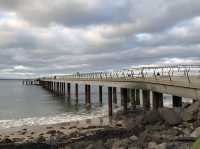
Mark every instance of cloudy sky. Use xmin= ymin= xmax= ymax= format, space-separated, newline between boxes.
xmin=0 ymin=0 xmax=200 ymax=78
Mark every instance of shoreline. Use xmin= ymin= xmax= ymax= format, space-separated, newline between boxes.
xmin=0 ymin=101 xmax=200 ymax=149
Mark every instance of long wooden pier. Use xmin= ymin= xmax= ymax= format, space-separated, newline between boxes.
xmin=24 ymin=64 xmax=200 ymax=116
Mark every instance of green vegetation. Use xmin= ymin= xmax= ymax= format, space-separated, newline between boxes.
xmin=192 ymin=138 xmax=200 ymax=149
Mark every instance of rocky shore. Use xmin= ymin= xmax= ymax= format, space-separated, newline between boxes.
xmin=1 ymin=101 xmax=200 ymax=149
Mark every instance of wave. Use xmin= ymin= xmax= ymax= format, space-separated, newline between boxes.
xmin=0 ymin=104 xmax=116 ymax=130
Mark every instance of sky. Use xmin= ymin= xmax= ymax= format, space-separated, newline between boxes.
xmin=0 ymin=0 xmax=200 ymax=78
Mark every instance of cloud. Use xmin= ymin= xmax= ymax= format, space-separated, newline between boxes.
xmin=0 ymin=0 xmax=199 ymax=78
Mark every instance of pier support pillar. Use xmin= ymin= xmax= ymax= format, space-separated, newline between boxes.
xmin=50 ymin=82 xmax=52 ymax=91
xmin=121 ymin=88 xmax=128 ymax=112
xmin=57 ymin=82 xmax=59 ymax=96
xmin=67 ymin=83 xmax=71 ymax=99
xmin=130 ymin=89 xmax=136 ymax=109
xmin=108 ymin=87 xmax=113 ymax=116
xmin=99 ymin=86 xmax=103 ymax=105
xmin=62 ymin=82 xmax=65 ymax=96
xmin=142 ymin=90 xmax=150 ymax=110
xmin=60 ymin=82 xmax=62 ymax=95
xmin=152 ymin=92 xmax=163 ymax=110
xmin=135 ymin=89 xmax=140 ymax=106
xmin=172 ymin=96 xmax=182 ymax=107
xmin=53 ymin=82 xmax=56 ymax=93
xmin=113 ymin=87 xmax=117 ymax=104
xmin=75 ymin=84 xmax=78 ymax=103
xmin=63 ymin=82 xmax=66 ymax=96
xmin=85 ymin=85 xmax=88 ymax=104
xmin=87 ymin=85 xmax=91 ymax=105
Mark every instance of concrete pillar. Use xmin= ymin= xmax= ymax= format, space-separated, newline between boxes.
xmin=120 ymin=88 xmax=124 ymax=106
xmin=53 ymin=82 xmax=56 ymax=92
xmin=57 ymin=82 xmax=59 ymax=95
xmin=135 ymin=89 xmax=140 ymax=105
xmin=48 ymin=81 xmax=50 ymax=90
xmin=99 ymin=86 xmax=103 ymax=105
xmin=75 ymin=83 xmax=78 ymax=103
xmin=85 ymin=85 xmax=88 ymax=104
xmin=108 ymin=87 xmax=113 ymax=116
xmin=62 ymin=82 xmax=65 ymax=95
xmin=67 ymin=83 xmax=71 ymax=98
xmin=51 ymin=82 xmax=53 ymax=92
xmin=50 ymin=82 xmax=52 ymax=91
xmin=152 ymin=92 xmax=163 ymax=110
xmin=142 ymin=90 xmax=150 ymax=110
xmin=127 ymin=89 xmax=131 ymax=104
xmin=121 ymin=88 xmax=128 ymax=112
xmin=130 ymin=89 xmax=136 ymax=109
xmin=60 ymin=82 xmax=62 ymax=95
xmin=63 ymin=82 xmax=65 ymax=96
xmin=87 ymin=85 xmax=91 ymax=104
xmin=113 ymin=87 xmax=117 ymax=104
xmin=172 ymin=96 xmax=182 ymax=107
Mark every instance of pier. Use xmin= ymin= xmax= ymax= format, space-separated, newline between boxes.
xmin=25 ymin=64 xmax=200 ymax=116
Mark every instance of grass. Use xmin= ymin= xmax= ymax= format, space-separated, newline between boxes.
xmin=192 ymin=138 xmax=200 ymax=149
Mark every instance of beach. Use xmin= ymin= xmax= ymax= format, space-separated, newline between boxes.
xmin=0 ymin=100 xmax=200 ymax=149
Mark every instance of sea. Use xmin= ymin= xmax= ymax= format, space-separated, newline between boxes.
xmin=0 ymin=79 xmax=192 ymax=130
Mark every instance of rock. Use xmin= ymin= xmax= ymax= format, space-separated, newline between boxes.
xmin=111 ymin=138 xmax=130 ymax=149
xmin=1 ymin=137 xmax=13 ymax=144
xmin=148 ymin=142 xmax=158 ymax=149
xmin=115 ymin=121 xmax=123 ymax=127
xmin=129 ymin=135 xmax=138 ymax=141
xmin=46 ymin=130 xmax=57 ymax=135
xmin=181 ymin=101 xmax=200 ymax=122
xmin=157 ymin=143 xmax=167 ymax=149
xmin=12 ymin=137 xmax=24 ymax=142
xmin=142 ymin=110 xmax=162 ymax=125
xmin=36 ymin=135 xmax=46 ymax=143
xmin=158 ymin=108 xmax=182 ymax=125
xmin=191 ymin=127 xmax=200 ymax=137
xmin=64 ymin=146 xmax=72 ymax=149
xmin=182 ymin=128 xmax=191 ymax=136
xmin=85 ymin=144 xmax=94 ymax=149
xmin=94 ymin=140 xmax=105 ymax=149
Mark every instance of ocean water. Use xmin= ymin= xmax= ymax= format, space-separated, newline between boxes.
xmin=0 ymin=80 xmax=114 ymax=130
xmin=0 ymin=80 xmax=192 ymax=130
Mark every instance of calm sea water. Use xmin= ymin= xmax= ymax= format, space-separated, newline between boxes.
xmin=0 ymin=80 xmax=191 ymax=130
xmin=0 ymin=80 xmax=113 ymax=130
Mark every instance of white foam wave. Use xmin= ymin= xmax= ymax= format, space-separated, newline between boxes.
xmin=0 ymin=105 xmax=110 ymax=130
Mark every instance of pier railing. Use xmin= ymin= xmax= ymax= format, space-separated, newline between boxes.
xmin=40 ymin=64 xmax=200 ymax=83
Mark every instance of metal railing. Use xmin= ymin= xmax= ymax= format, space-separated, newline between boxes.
xmin=41 ymin=64 xmax=200 ymax=83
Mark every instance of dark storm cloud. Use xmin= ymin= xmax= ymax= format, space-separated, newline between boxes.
xmin=0 ymin=0 xmax=200 ymax=78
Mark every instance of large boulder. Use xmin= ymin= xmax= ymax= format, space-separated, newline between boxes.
xmin=158 ymin=108 xmax=182 ymax=125
xmin=191 ymin=127 xmax=200 ymax=138
xmin=180 ymin=101 xmax=200 ymax=122
xmin=142 ymin=110 xmax=162 ymax=125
